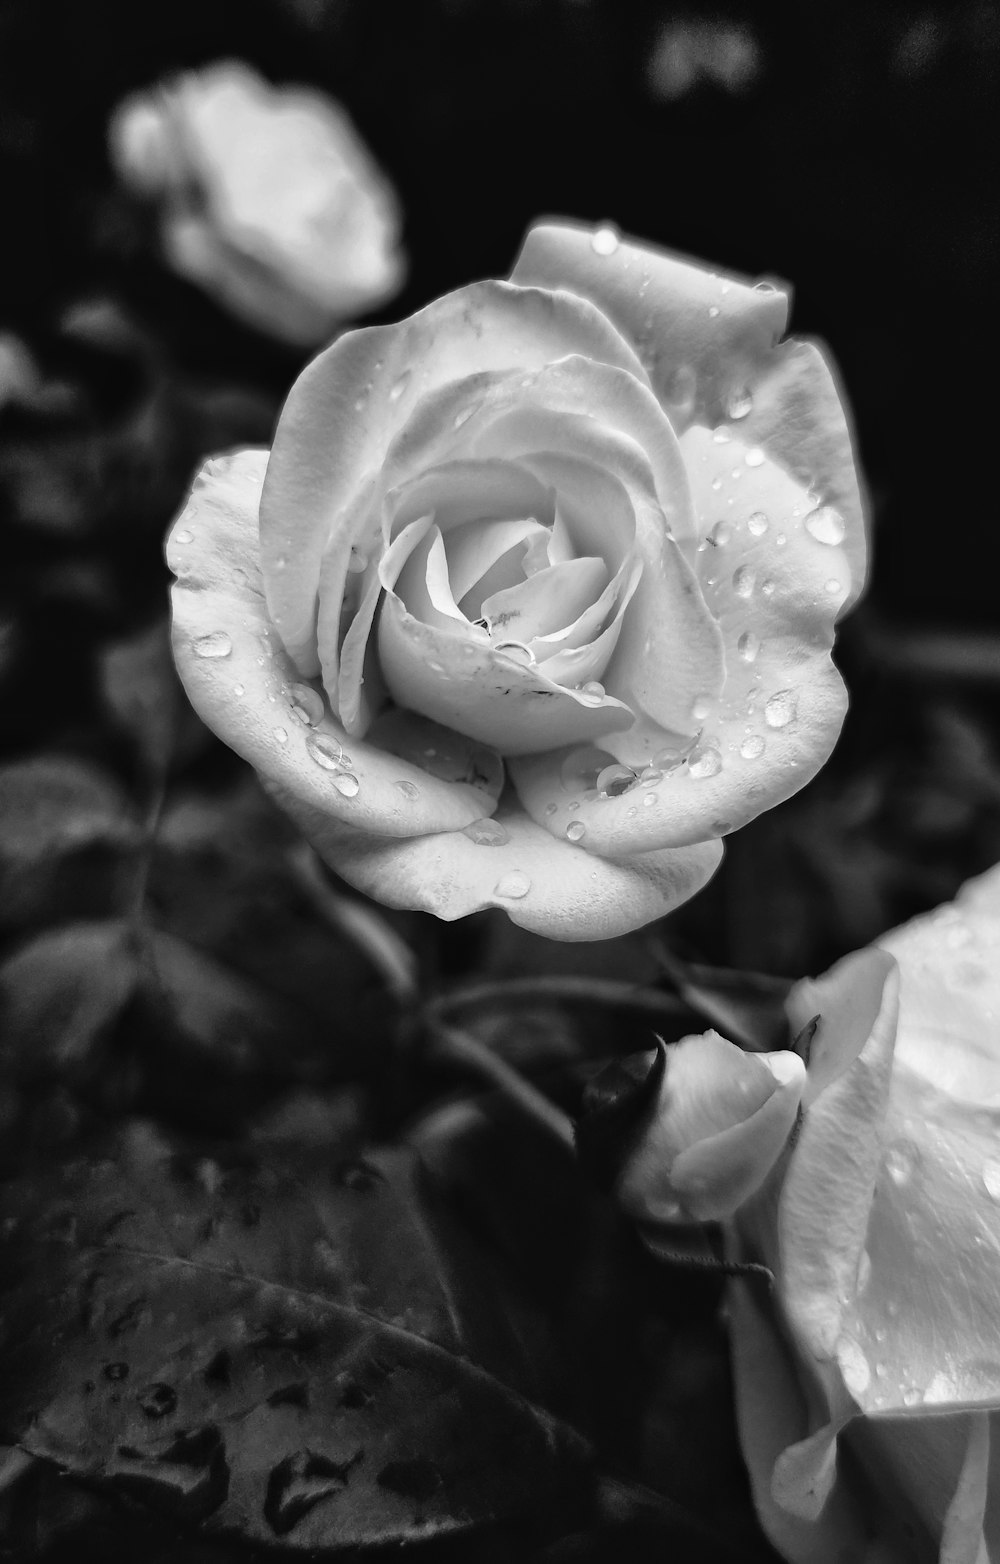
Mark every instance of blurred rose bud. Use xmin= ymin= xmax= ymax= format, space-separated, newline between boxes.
xmin=109 ymin=60 xmax=405 ymax=347
xmin=617 ymin=1030 xmax=806 ymax=1224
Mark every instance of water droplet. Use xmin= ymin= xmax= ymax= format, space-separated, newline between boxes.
xmin=691 ymin=694 xmax=712 ymax=721
xmin=727 ymin=387 xmax=753 ymax=420
xmin=346 ymin=547 xmax=367 ymax=574
xmin=462 ymin=818 xmax=510 ymax=846
xmin=733 ymin=564 xmax=756 ymax=598
xmin=233 ymin=683 xmax=245 ymax=696
xmin=744 ymin=447 xmax=765 ymax=468
xmin=174 ymin=528 xmax=193 ymax=544
xmin=825 ymin=578 xmax=842 ymax=595
xmin=709 ymin=519 xmax=733 ymax=547
xmin=747 ymin=510 xmax=769 ymax=536
xmin=711 ymin=478 xmax=723 ymax=492
xmin=264 ymin=1449 xmax=360 ymax=1535
xmin=193 ymin=632 xmax=232 ymax=659
xmin=139 ymin=1382 xmax=178 ymax=1419
xmin=983 ymin=1162 xmax=1000 ymax=1200
xmin=565 ymin=820 xmax=586 ymax=842
xmin=761 ymin=579 xmax=776 ymax=596
xmin=428 ymin=660 xmax=445 ymax=674
xmin=642 ymin=793 xmax=658 ymax=807
xmin=855 ymin=1249 xmax=872 ymax=1293
xmin=775 ymin=532 xmax=787 ymax=547
xmin=306 ymin=733 xmax=346 ymax=770
xmin=494 ymin=871 xmax=531 ymax=899
xmin=453 ymin=404 xmax=476 ymax=430
xmin=708 ymin=305 xmax=720 ymax=319
xmin=388 ymin=370 xmax=411 ymax=402
xmin=839 ymin=1337 xmax=871 ymax=1398
xmin=804 ymin=504 xmax=846 ymax=545
xmin=885 ymin=1140 xmax=918 ymax=1186
xmin=544 ymin=801 xmax=558 ymax=816
xmin=740 ymin=735 xmax=765 ymax=760
xmin=273 ymin=727 xmax=288 ymax=745
xmin=578 ymin=680 xmax=605 ymax=704
xmin=737 ymin=632 xmax=760 ymax=663
xmin=591 ymin=224 xmax=620 ymax=256
xmin=902 ymin=1387 xmax=922 ymax=1407
xmin=689 ymin=745 xmax=722 ymax=779
xmin=712 ymin=427 xmax=731 ymax=444
xmin=276 ymin=554 xmax=288 ymax=571
xmin=764 ymin=690 xmax=797 ymax=728
xmin=331 ymin=772 xmax=360 ymax=798
xmin=394 ymin=779 xmax=419 ymax=800
xmin=289 ymin=683 xmax=324 ymax=725
xmin=597 ymin=763 xmax=637 ymax=797
xmin=493 ymin=640 xmax=535 ymax=667
xmin=639 ymin=767 xmax=663 ymax=787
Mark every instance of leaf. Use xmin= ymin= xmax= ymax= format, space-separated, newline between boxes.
xmin=98 ymin=618 xmax=183 ymax=781
xmin=576 ymin=1043 xmax=666 ymax=1193
xmin=0 ymin=755 xmax=141 ymax=931
xmin=0 ymin=1123 xmax=588 ymax=1550
xmin=653 ymin=947 xmax=793 ymax=1052
xmin=0 ymin=920 xmax=138 ymax=1085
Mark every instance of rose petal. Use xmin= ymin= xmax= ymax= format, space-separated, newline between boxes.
xmin=481 ymin=555 xmax=609 ymax=643
xmin=376 ymin=591 xmax=635 ymax=754
xmin=167 ymin=451 xmax=500 ymax=834
xmin=262 ymin=785 xmax=724 ymax=942
xmin=259 ymin=280 xmax=650 ymax=671
xmin=787 ymin=947 xmax=900 ymax=1110
xmin=510 ymin=219 xmax=788 ymax=432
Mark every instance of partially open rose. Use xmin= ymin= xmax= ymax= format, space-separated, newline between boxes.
xmin=167 ymin=220 xmax=866 ymax=940
xmin=729 ymin=864 xmax=1000 ymax=1562
xmin=109 ymin=61 xmax=405 ymax=346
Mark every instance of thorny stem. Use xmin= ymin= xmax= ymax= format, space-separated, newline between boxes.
xmin=428 ymin=1021 xmax=576 ymax=1151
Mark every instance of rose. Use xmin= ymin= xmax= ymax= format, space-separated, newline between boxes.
xmin=167 ymin=219 xmax=865 ymax=941
xmin=728 ymin=864 xmax=1000 ymax=1562
xmin=617 ymin=1032 xmax=805 ymax=1225
xmin=109 ymin=60 xmax=405 ymax=346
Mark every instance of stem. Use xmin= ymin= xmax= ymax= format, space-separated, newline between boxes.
xmin=288 ymin=845 xmax=419 ymax=1004
xmin=429 ymin=1021 xmax=576 ymax=1151
xmin=428 ymin=975 xmax=691 ymax=1026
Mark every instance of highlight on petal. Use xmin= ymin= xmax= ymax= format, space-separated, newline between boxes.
xmin=167 ymin=451 xmax=501 ymax=836
xmin=262 ymin=785 xmax=724 ymax=942
xmin=259 ymin=279 xmax=651 ymax=672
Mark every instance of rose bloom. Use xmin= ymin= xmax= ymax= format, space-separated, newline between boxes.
xmin=729 ymin=863 xmax=1000 ymax=1562
xmin=109 ymin=61 xmax=405 ymax=347
xmin=167 ymin=220 xmax=865 ymax=940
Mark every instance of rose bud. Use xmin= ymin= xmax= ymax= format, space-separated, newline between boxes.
xmin=617 ymin=1031 xmax=806 ymax=1225
xmin=109 ymin=61 xmax=405 ymax=347
xmin=167 ymin=220 xmax=866 ymax=939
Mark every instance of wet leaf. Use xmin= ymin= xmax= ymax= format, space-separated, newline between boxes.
xmin=0 ymin=1123 xmax=587 ymax=1550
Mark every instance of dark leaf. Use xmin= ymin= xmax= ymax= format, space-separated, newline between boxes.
xmin=0 ymin=920 xmax=138 ymax=1084
xmin=575 ymin=1044 xmax=666 ymax=1194
xmin=652 ymin=949 xmax=793 ymax=1052
xmin=0 ymin=1124 xmax=588 ymax=1550
xmin=98 ymin=618 xmax=183 ymax=781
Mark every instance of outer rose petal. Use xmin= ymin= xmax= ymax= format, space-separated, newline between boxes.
xmin=167 ymin=451 xmax=499 ymax=835
xmin=263 ymin=784 xmax=723 ymax=942
xmin=259 ymin=280 xmax=651 ymax=672
xmin=512 ymin=220 xmax=866 ymax=605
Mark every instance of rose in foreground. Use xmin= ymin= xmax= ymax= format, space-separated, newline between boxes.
xmin=729 ymin=863 xmax=1000 ymax=1562
xmin=109 ymin=60 xmax=405 ymax=346
xmin=168 ymin=219 xmax=866 ymax=940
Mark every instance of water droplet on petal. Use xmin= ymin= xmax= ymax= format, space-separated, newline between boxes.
xmin=578 ymin=680 xmax=605 ymax=704
xmin=761 ymin=579 xmax=776 ymax=597
xmin=737 ymin=632 xmax=759 ymax=663
xmin=462 ymin=818 xmax=510 ymax=846
xmin=726 ymin=387 xmax=753 ymax=420
xmin=688 ymin=745 xmax=722 ymax=779
xmin=839 ymin=1337 xmax=871 ymax=1398
xmin=453 ymin=404 xmax=476 ymax=430
xmin=744 ymin=447 xmax=765 ymax=467
xmin=565 ymin=820 xmax=586 ymax=842
xmin=597 ymin=763 xmax=637 ymax=797
xmin=709 ymin=519 xmax=732 ymax=547
xmin=642 ymin=793 xmax=658 ymax=807
xmin=544 ymin=801 xmax=558 ymax=816
xmin=388 ymin=370 xmax=411 ymax=402
xmin=825 ymin=578 xmax=843 ymax=596
xmin=346 ymin=547 xmax=367 ymax=574
xmin=331 ymin=772 xmax=359 ymax=798
xmin=233 ymin=683 xmax=245 ymax=696
xmin=691 ymin=694 xmax=712 ymax=721
xmin=591 ymin=224 xmax=620 ymax=256
xmin=983 ymin=1162 xmax=1000 ymax=1200
xmin=708 ymin=305 xmax=720 ymax=319
xmin=174 ymin=529 xmax=193 ymax=544
xmin=394 ymin=779 xmax=419 ymax=800
xmin=885 ymin=1141 xmax=918 ymax=1186
xmin=493 ymin=640 xmax=535 ymax=667
xmin=740 ymin=735 xmax=765 ymax=759
xmin=805 ymin=504 xmax=846 ymax=545
xmin=289 ymin=683 xmax=325 ymax=725
xmin=764 ymin=690 xmax=797 ymax=728
xmin=733 ymin=565 xmax=756 ymax=598
xmin=193 ymin=633 xmax=231 ymax=659
xmin=306 ymin=733 xmax=346 ymax=770
xmin=494 ymin=871 xmax=531 ymax=899
xmin=747 ymin=510 xmax=769 ymax=536
xmin=274 ymin=727 xmax=288 ymax=744
xmin=664 ymin=364 xmax=696 ymax=409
